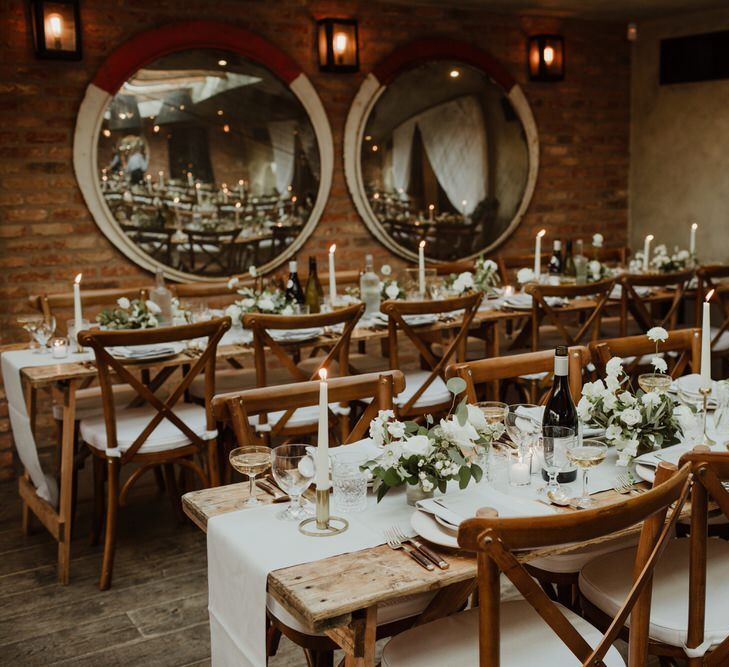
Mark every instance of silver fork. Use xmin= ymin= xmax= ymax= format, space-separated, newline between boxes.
xmin=384 ymin=528 xmax=434 ymax=570
xmin=392 ymin=525 xmax=449 ymax=570
xmin=614 ymin=473 xmax=646 ymax=496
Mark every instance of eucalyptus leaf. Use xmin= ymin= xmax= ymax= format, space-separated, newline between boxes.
xmin=455 ymin=401 xmax=469 ymax=427
xmin=471 ymin=463 xmax=483 ymax=483
xmin=405 ymin=421 xmax=419 ymax=434
xmin=458 ymin=465 xmax=471 ymax=489
xmin=446 ymin=376 xmax=467 ymax=396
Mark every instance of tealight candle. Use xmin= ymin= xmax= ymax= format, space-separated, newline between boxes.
xmin=509 ymin=456 xmax=531 ymax=487
xmin=51 ymin=337 xmax=69 ymax=359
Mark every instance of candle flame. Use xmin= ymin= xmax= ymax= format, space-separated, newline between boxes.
xmin=692 ymin=222 xmax=698 ymax=230
xmin=419 ymin=240 xmax=426 ymax=249
xmin=238 ymin=179 xmax=244 ymax=185
xmin=329 ymin=244 xmax=336 ymax=253
xmin=428 ymin=204 xmax=434 ymax=211
xmin=537 ymin=229 xmax=546 ymax=238
xmin=195 ymin=182 xmax=200 ymax=189
xmin=235 ymin=202 xmax=241 ymax=209
xmin=646 ymin=234 xmax=654 ymax=242
xmin=319 ymin=368 xmax=328 ymax=381
xmin=706 ymin=288 xmax=715 ymax=302
xmin=74 ymin=273 xmax=82 ymax=284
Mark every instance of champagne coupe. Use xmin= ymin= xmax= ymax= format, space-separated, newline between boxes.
xmin=270 ymin=444 xmax=315 ymax=521
xmin=637 ymin=373 xmax=672 ymax=394
xmin=541 ymin=425 xmax=575 ymax=499
xmin=17 ymin=314 xmax=43 ymax=348
xmin=229 ymin=446 xmax=271 ymax=507
xmin=566 ymin=438 xmax=607 ymax=508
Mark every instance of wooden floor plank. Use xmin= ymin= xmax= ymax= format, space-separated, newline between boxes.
xmin=128 ymin=591 xmax=209 ymax=638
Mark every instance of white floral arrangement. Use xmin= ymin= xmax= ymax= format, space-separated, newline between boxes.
xmin=586 ymin=258 xmax=613 ymax=282
xmin=444 ymin=256 xmax=501 ymax=296
xmin=516 ymin=267 xmax=536 ymax=285
xmin=229 ymin=287 xmax=295 ymax=318
xmin=381 ymin=278 xmax=405 ymax=301
xmin=97 ymin=297 xmax=162 ymax=329
xmin=364 ymin=378 xmax=505 ymax=500
xmin=629 ymin=245 xmax=692 ymax=273
xmin=577 ymin=355 xmax=683 ymax=466
xmin=647 ymin=326 xmax=669 ymax=375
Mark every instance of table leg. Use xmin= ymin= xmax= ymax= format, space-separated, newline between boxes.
xmin=327 ymin=605 xmax=377 ymax=667
xmin=56 ymin=381 xmax=77 ymax=585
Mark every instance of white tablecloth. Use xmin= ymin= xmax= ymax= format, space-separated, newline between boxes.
xmin=0 ymin=348 xmax=92 ymax=505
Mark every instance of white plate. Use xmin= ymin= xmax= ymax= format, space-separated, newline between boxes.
xmin=269 ymin=327 xmax=324 ymax=342
xmin=109 ymin=341 xmax=185 ymax=362
xmin=402 ymin=314 xmax=438 ymax=326
xmin=635 ymin=463 xmax=655 ymax=484
xmin=410 ymin=509 xmax=459 ymax=548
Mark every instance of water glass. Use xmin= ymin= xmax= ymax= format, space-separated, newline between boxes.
xmin=332 ymin=457 xmax=368 ymax=514
xmin=270 ymin=444 xmax=315 ymax=520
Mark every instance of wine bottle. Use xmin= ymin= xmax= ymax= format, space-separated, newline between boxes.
xmin=284 ymin=260 xmax=305 ymax=305
xmin=563 ymin=240 xmax=576 ymax=278
xmin=548 ymin=240 xmax=563 ymax=275
xmin=150 ymin=267 xmax=172 ymax=325
xmin=304 ymin=256 xmax=322 ymax=314
xmin=542 ymin=345 xmax=578 ymax=483
xmin=359 ymin=254 xmax=381 ymax=317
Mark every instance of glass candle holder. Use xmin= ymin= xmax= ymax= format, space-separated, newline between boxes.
xmin=51 ymin=337 xmax=69 ymax=359
xmin=508 ymin=449 xmax=532 ymax=487
xmin=66 ymin=318 xmax=90 ymax=352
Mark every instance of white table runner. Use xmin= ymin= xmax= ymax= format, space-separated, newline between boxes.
xmin=0 ymin=348 xmax=93 ymax=505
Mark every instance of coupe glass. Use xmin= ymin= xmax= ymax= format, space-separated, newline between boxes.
xmin=505 ymin=404 xmax=541 ymax=455
xmin=476 ymin=401 xmax=508 ymax=425
xmin=638 ymin=373 xmax=671 ymax=394
xmin=541 ymin=425 xmax=575 ymax=497
xmin=17 ymin=314 xmax=42 ymax=348
xmin=229 ymin=445 xmax=271 ymax=507
xmin=270 ymin=444 xmax=315 ymax=520
xmin=33 ymin=317 xmax=56 ymax=354
xmin=566 ymin=438 xmax=607 ymax=508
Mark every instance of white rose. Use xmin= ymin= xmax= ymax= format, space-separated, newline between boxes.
xmin=605 ymin=374 xmax=622 ymax=392
xmin=482 ymin=259 xmax=498 ymax=273
xmin=602 ymin=391 xmax=618 ymax=411
xmin=605 ymin=423 xmax=623 ymax=441
xmin=651 ymin=357 xmax=668 ymax=374
xmin=117 ymin=297 xmax=130 ymax=309
xmin=605 ymin=356 xmax=623 ymax=379
xmin=641 ymin=391 xmax=661 ymax=408
xmin=227 ymin=277 xmax=239 ymax=290
xmin=457 ymin=272 xmax=474 ymax=291
xmin=145 ymin=299 xmax=161 ymax=314
xmin=516 ymin=268 xmax=535 ymax=284
xmin=677 ymin=249 xmax=690 ymax=261
xmin=385 ymin=283 xmax=400 ymax=300
xmin=439 ymin=417 xmax=479 ymax=450
xmin=387 ymin=420 xmax=406 ymax=440
xmin=647 ymin=326 xmax=669 ymax=343
xmin=592 ymin=233 xmax=604 ymax=248
xmin=577 ymin=396 xmax=593 ymax=422
xmin=225 ymin=304 xmax=242 ymax=321
xmin=402 ymin=434 xmax=433 ymax=458
xmin=466 ymin=403 xmax=488 ymax=433
xmin=620 ymin=408 xmax=642 ymax=426
xmin=620 ymin=391 xmax=637 ymax=406
xmin=257 ymin=297 xmax=275 ymax=311
xmin=582 ymin=379 xmax=605 ymax=399
xmin=380 ymin=264 xmax=392 ymax=276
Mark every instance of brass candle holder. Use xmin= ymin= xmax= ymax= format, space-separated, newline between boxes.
xmin=699 ymin=386 xmax=716 ymax=447
xmin=298 ymin=486 xmax=348 ymax=537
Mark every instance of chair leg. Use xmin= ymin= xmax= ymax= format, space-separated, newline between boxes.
xmin=153 ymin=465 xmax=166 ymax=495
xmin=163 ymin=463 xmax=185 ymax=523
xmin=90 ymin=455 xmax=105 ymax=546
xmin=99 ymin=458 xmax=120 ymax=590
xmin=207 ymin=440 xmax=220 ymax=487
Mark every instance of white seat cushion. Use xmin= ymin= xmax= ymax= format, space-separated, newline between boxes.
xmin=579 ymin=538 xmax=729 ymax=650
xmin=381 ymin=600 xmax=625 ymax=666
xmin=711 ymin=327 xmax=729 ymax=352
xmin=529 ymin=532 xmax=639 ymax=574
xmin=80 ymin=403 xmax=213 ymax=455
xmin=248 ymin=403 xmax=346 ymax=431
xmin=396 ymin=371 xmax=451 ymax=410
xmin=267 ymin=591 xmax=436 ymax=636
xmin=52 ymin=384 xmax=140 ymax=421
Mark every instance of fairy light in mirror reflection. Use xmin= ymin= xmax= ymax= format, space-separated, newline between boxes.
xmin=47 ymin=13 xmax=63 ymax=48
xmin=333 ymin=32 xmax=348 ymax=64
xmin=543 ymin=46 xmax=555 ymax=66
xmin=449 ymin=69 xmax=460 ymax=78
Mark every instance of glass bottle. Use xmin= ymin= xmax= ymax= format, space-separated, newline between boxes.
xmin=304 ymin=256 xmax=322 ymax=314
xmin=359 ymin=254 xmax=381 ymax=317
xmin=151 ymin=268 xmax=172 ymax=325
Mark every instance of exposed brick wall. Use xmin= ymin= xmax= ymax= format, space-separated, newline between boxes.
xmin=0 ymin=0 xmax=630 ymax=480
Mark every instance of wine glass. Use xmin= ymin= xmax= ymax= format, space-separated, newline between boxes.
xmin=17 ymin=314 xmax=43 ymax=348
xmin=541 ymin=425 xmax=575 ymax=498
xmin=566 ymin=438 xmax=607 ymax=509
xmin=229 ymin=445 xmax=271 ymax=507
xmin=505 ymin=404 xmax=541 ymax=454
xmin=270 ymin=444 xmax=315 ymax=521
xmin=33 ymin=317 xmax=56 ymax=354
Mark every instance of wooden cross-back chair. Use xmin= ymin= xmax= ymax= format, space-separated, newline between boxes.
xmin=29 ymin=286 xmax=150 ymax=336
xmin=446 ymin=346 xmax=589 ymax=406
xmin=618 ymin=269 xmax=694 ymax=336
xmin=589 ymin=328 xmax=701 ymax=381
xmin=241 ymin=303 xmax=364 ymax=440
xmin=696 ymin=264 xmax=729 ymax=371
xmin=381 ymin=292 xmax=482 ymax=418
xmin=580 ymin=449 xmax=729 ymax=666
xmin=524 ymin=278 xmax=616 ymax=351
xmin=77 ymin=316 xmax=230 ymax=590
xmin=381 ymin=462 xmax=691 ymax=667
xmin=183 ymin=228 xmax=235 ymax=275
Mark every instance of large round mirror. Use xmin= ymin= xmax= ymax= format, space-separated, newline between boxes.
xmin=344 ymin=40 xmax=538 ymax=262
xmin=75 ymin=22 xmax=333 ymax=281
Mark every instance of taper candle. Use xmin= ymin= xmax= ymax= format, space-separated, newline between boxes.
xmin=328 ymin=244 xmax=337 ymax=303
xmin=642 ymin=234 xmax=653 ymax=272
xmin=701 ymin=289 xmax=715 ymax=390
xmin=534 ymin=229 xmax=546 ymax=276
xmin=418 ymin=240 xmax=426 ymax=295
xmin=73 ymin=273 xmax=83 ymax=332
xmin=690 ymin=222 xmax=697 ymax=255
xmin=315 ymin=368 xmax=330 ymax=489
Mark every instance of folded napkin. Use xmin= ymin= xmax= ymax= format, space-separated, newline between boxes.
xmin=269 ymin=327 xmax=323 ymax=341
xmin=111 ymin=344 xmax=178 ymax=359
xmin=402 ymin=314 xmax=437 ymax=326
xmin=505 ymin=295 xmax=565 ymax=308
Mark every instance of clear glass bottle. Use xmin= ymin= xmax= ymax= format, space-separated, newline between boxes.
xmin=359 ymin=254 xmax=381 ymax=317
xmin=151 ymin=268 xmax=172 ymax=324
xmin=573 ymin=239 xmax=588 ymax=285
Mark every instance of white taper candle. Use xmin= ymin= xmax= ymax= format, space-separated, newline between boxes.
xmin=328 ymin=244 xmax=337 ymax=303
xmin=73 ymin=273 xmax=83 ymax=332
xmin=315 ymin=368 xmax=330 ymax=489
xmin=701 ymin=289 xmax=715 ymax=390
xmin=418 ymin=240 xmax=426 ymax=295
xmin=534 ymin=229 xmax=546 ymax=276
xmin=642 ymin=234 xmax=653 ymax=272
xmin=690 ymin=222 xmax=697 ymax=255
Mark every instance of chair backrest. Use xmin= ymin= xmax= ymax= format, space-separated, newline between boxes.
xmin=696 ymin=264 xmax=729 ymax=351
xmin=427 ymin=260 xmax=475 ymax=276
xmin=619 ymin=269 xmax=694 ymax=335
xmin=524 ymin=278 xmax=616 ymax=350
xmin=171 ymin=280 xmax=249 ymax=300
xmin=242 ymin=303 xmax=365 ymax=434
xmin=29 ymin=286 xmax=150 ymax=335
xmin=77 ymin=317 xmax=231 ymax=466
xmin=676 ymin=447 xmax=729 ymax=661
xmin=446 ymin=346 xmax=590 ymax=405
xmin=381 ymin=292 xmax=482 ymax=414
xmin=212 ymin=371 xmax=406 ymax=448
xmin=458 ymin=462 xmax=691 ymax=666
xmin=589 ymin=328 xmax=701 ymax=380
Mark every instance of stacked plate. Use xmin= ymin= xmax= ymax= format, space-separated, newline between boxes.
xmin=269 ymin=327 xmax=324 ymax=343
xmin=670 ymin=373 xmax=719 ymax=408
xmin=401 ymin=314 xmax=438 ymax=327
xmin=109 ymin=342 xmax=185 ymax=361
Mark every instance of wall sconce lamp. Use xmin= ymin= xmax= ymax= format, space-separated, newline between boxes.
xmin=30 ymin=0 xmax=82 ymax=60
xmin=528 ymin=34 xmax=564 ymax=81
xmin=317 ymin=18 xmax=359 ymax=73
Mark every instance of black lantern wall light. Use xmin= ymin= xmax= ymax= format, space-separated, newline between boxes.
xmin=317 ymin=18 xmax=359 ymax=73
xmin=30 ymin=0 xmax=82 ymax=60
xmin=528 ymin=34 xmax=564 ymax=81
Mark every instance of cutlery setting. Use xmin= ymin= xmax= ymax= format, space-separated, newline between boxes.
xmin=383 ymin=524 xmax=449 ymax=570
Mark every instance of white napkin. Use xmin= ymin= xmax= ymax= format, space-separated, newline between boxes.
xmin=110 ymin=343 xmax=178 ymax=359
xmin=0 ymin=348 xmax=93 ymax=505
xmin=269 ymin=327 xmax=323 ymax=341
